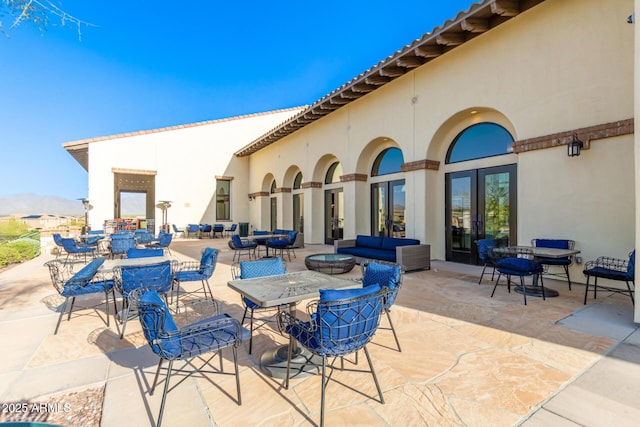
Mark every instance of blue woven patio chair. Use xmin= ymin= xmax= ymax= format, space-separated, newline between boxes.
xmin=61 ymin=237 xmax=96 ymax=263
xmin=134 ymin=288 xmax=249 ymax=427
xmin=362 ymin=261 xmax=404 ymax=352
xmin=532 ymin=238 xmax=575 ymax=290
xmin=127 ymin=248 xmax=164 ymax=258
xmin=114 ymin=260 xmax=175 ymax=339
xmin=175 ymin=247 xmax=219 ymax=306
xmin=279 ymin=284 xmax=386 ymax=427
xmin=186 ymin=224 xmax=199 ymax=238
xmin=145 ymin=231 xmax=173 ymax=255
xmin=199 ymin=224 xmax=212 ymax=238
xmin=213 ymin=224 xmax=224 ymax=238
xmin=232 ymin=257 xmax=287 ymax=354
xmin=45 ymin=258 xmax=116 ymax=334
xmin=171 ymin=224 xmax=184 ymax=238
xmin=252 ymin=230 xmax=269 ymax=258
xmin=133 ymin=229 xmax=154 ymax=245
xmin=492 ymin=247 xmax=545 ymax=305
xmin=224 ymin=223 xmax=237 ymax=237
xmin=266 ymin=230 xmax=298 ymax=261
xmin=109 ymin=233 xmax=136 ymax=259
xmin=231 ymin=234 xmax=257 ymax=262
xmin=475 ymin=238 xmax=499 ymax=284
xmin=52 ymin=233 xmax=67 ymax=259
xmin=583 ymin=250 xmax=635 ymax=306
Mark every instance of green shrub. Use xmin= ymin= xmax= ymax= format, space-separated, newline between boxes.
xmin=0 ymin=238 xmax=41 ymax=269
xmin=0 ymin=218 xmax=29 ymax=237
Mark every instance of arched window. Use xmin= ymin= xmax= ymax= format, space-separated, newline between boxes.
xmin=293 ymin=172 xmax=303 ymax=190
xmin=325 ymin=162 xmax=342 ymax=184
xmin=446 ymin=123 xmax=514 ymax=164
xmin=270 ymin=180 xmax=276 ymax=194
xmin=372 ymin=147 xmax=404 ymax=176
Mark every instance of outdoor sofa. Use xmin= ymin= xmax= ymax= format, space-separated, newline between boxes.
xmin=334 ymin=235 xmax=430 ymax=271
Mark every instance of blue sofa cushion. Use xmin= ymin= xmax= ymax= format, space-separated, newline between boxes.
xmin=337 ymin=247 xmax=397 ymax=262
xmin=381 ymin=237 xmax=420 ymax=251
xmin=355 ymin=235 xmax=383 ymax=249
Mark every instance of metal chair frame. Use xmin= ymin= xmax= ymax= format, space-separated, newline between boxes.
xmin=492 ymin=247 xmax=545 ymax=305
xmin=279 ymin=286 xmax=386 ymax=427
xmin=44 ymin=259 xmax=117 ymax=334
xmin=583 ymin=250 xmax=635 ymax=306
xmin=531 ymin=238 xmax=576 ymax=290
xmin=132 ymin=288 xmax=246 ymax=427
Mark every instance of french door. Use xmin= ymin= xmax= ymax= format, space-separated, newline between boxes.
xmin=371 ymin=179 xmax=406 ymax=237
xmin=445 ymin=164 xmax=517 ymax=264
xmin=325 ymin=188 xmax=343 ymax=244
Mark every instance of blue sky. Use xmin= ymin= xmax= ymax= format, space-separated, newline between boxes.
xmin=0 ymin=0 xmax=474 ymax=200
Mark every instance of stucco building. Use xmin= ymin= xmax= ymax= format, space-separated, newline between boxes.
xmin=64 ymin=0 xmax=640 ymax=320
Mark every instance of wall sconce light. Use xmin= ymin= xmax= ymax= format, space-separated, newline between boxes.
xmin=567 ymin=133 xmax=583 ymax=157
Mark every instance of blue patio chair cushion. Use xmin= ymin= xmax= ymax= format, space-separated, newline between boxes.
xmin=584 ymin=250 xmax=635 ymax=281
xmin=62 ymin=258 xmax=113 ymax=296
xmin=477 ymin=238 xmax=496 ymax=262
xmin=182 ymin=313 xmax=251 ymax=354
xmin=127 ymin=248 xmax=164 ymax=258
xmin=139 ymin=290 xmax=181 ymax=358
xmin=176 ymin=247 xmax=219 ymax=282
xmin=239 ymin=258 xmax=286 ymax=309
xmin=362 ymin=261 xmax=401 ymax=307
xmin=496 ymin=257 xmax=542 ymax=275
xmin=287 ymin=284 xmax=382 ymax=356
xmin=120 ymin=261 xmax=173 ymax=297
xmin=253 ymin=230 xmax=268 ymax=245
xmin=213 ymin=224 xmax=224 ymax=232
xmin=534 ymin=239 xmax=572 ymax=265
xmin=232 ymin=234 xmax=257 ymax=249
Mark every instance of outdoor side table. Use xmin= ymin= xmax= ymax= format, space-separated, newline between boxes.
xmin=305 ymin=253 xmax=356 ymax=275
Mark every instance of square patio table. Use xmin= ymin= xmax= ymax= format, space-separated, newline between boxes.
xmin=227 ymin=270 xmax=361 ymax=378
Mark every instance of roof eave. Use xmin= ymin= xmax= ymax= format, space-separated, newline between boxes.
xmin=235 ymin=0 xmax=546 ymax=157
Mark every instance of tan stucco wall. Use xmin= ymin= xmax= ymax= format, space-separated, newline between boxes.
xmin=86 ymin=109 xmax=303 ymax=232
xmin=246 ymin=0 xmax=635 ymax=274
xmin=634 ymin=0 xmax=639 ymax=322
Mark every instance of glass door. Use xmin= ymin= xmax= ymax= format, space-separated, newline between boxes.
xmin=325 ymin=189 xmax=343 ymax=244
xmin=445 ymin=165 xmax=516 ymax=264
xmin=371 ymin=179 xmax=406 ymax=237
xmin=270 ymin=197 xmax=277 ymax=231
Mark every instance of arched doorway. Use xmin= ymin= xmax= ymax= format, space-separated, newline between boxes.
xmin=370 ymin=147 xmax=405 ymax=237
xmin=444 ymin=123 xmax=516 ymax=264
xmin=324 ymin=161 xmax=343 ymax=244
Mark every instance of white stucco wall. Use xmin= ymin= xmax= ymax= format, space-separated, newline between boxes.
xmin=245 ymin=0 xmax=635 ymax=274
xmin=86 ymin=108 xmax=304 ymax=232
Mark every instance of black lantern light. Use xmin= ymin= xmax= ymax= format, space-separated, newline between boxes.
xmin=567 ymin=133 xmax=583 ymax=157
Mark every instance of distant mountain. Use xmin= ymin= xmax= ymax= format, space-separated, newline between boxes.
xmin=0 ymin=193 xmax=146 ymax=217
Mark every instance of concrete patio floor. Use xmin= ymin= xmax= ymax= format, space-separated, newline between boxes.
xmin=0 ymin=237 xmax=639 ymax=426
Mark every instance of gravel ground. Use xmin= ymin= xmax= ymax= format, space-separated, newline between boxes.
xmin=0 ymin=385 xmax=104 ymax=426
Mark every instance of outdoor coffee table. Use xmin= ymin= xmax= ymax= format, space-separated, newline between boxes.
xmin=304 ymin=253 xmax=356 ymax=275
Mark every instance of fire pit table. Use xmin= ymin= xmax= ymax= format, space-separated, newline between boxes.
xmin=304 ymin=253 xmax=356 ymax=275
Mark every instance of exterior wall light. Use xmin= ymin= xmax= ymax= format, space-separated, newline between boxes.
xmin=567 ymin=133 xmax=584 ymax=157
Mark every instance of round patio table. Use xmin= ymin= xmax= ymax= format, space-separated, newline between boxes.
xmin=305 ymin=253 xmax=356 ymax=275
